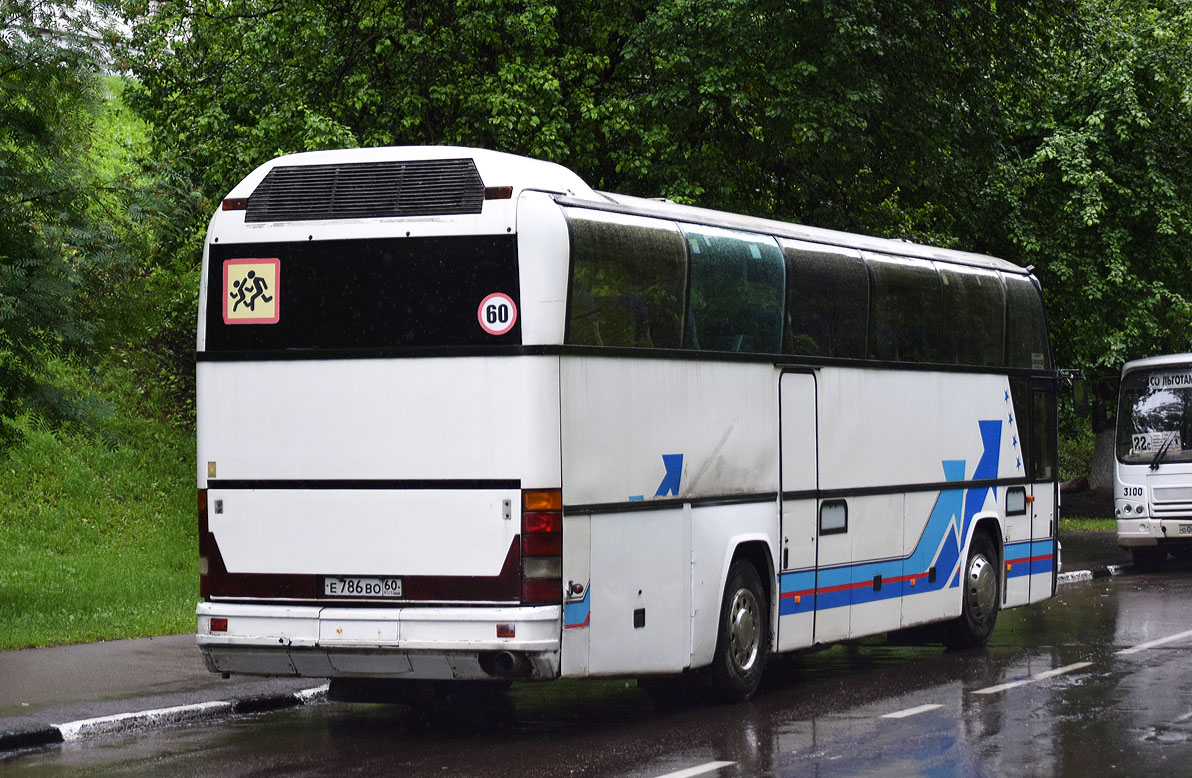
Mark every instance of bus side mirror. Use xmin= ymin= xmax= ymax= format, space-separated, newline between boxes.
xmin=1072 ymin=377 xmax=1090 ymax=417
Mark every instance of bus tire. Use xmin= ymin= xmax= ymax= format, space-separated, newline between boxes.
xmin=709 ymin=559 xmax=768 ymax=702
xmin=947 ymin=531 xmax=1000 ymax=649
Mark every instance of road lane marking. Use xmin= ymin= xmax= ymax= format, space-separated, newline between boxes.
xmin=653 ymin=761 xmax=735 ymax=778
xmin=973 ymin=662 xmax=1092 ymax=695
xmin=1117 ymin=628 xmax=1192 ymax=656
xmin=882 ymin=703 xmax=943 ymax=719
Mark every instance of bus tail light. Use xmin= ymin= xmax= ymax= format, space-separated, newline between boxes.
xmin=521 ymin=489 xmax=562 ymax=605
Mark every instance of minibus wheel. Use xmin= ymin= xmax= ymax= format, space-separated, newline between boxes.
xmin=709 ymin=559 xmax=768 ymax=702
xmin=1131 ymin=546 xmax=1165 ymax=571
xmin=947 ymin=531 xmax=1000 ymax=649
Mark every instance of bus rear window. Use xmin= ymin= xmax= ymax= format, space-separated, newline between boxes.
xmin=204 ymin=235 xmax=520 ymax=352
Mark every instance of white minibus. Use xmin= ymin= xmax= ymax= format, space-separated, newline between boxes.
xmin=1115 ymin=354 xmax=1192 ymax=569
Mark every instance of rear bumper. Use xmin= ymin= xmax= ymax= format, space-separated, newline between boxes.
xmin=196 ymin=602 xmax=561 ymax=680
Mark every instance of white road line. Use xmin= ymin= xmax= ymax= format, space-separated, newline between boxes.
xmin=882 ymin=703 xmax=943 ymax=719
xmin=653 ymin=761 xmax=736 ymax=778
xmin=1117 ymin=628 xmax=1192 ymax=656
xmin=973 ymin=662 xmax=1092 ymax=695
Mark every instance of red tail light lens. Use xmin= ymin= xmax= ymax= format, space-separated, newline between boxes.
xmin=521 ymin=489 xmax=562 ymax=605
xmin=523 ymin=512 xmax=561 ymax=535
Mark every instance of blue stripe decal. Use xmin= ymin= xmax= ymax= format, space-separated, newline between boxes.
xmin=778 ymin=414 xmax=1015 ymax=616
xmin=563 ymin=587 xmax=590 ymax=629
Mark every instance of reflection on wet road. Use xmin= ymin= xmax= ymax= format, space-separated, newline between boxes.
xmin=7 ymin=570 xmax=1192 ymax=777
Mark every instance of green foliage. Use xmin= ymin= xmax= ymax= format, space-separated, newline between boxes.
xmin=0 ymin=1 xmax=109 ymax=437
xmin=0 ymin=355 xmax=196 ymax=649
xmin=992 ymin=0 xmax=1192 ymax=378
xmin=121 ymin=0 xmax=1075 ymax=244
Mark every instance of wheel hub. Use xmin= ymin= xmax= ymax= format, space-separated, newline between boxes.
xmin=966 ymin=554 xmax=997 ymax=619
xmin=729 ymin=588 xmax=760 ymax=672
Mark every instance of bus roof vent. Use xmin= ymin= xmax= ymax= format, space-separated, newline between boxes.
xmin=245 ymin=158 xmax=485 ymax=222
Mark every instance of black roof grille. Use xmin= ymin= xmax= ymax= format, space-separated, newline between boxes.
xmin=245 ymin=158 xmax=485 ymax=223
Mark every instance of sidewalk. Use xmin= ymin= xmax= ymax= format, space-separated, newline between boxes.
xmin=0 ymin=634 xmax=325 ymax=751
xmin=0 ymin=530 xmax=1129 ymax=753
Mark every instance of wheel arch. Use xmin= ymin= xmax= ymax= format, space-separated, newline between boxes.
xmin=724 ymin=538 xmax=777 ymax=650
xmin=968 ymin=515 xmax=1005 ymax=571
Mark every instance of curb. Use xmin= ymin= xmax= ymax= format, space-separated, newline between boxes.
xmin=0 ymin=684 xmax=328 ymax=755
xmin=1058 ymin=563 xmax=1130 ymax=585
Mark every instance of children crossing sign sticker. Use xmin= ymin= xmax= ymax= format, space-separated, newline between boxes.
xmin=223 ymin=258 xmax=280 ymax=325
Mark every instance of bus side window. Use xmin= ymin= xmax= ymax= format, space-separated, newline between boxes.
xmin=564 ymin=209 xmax=687 ymax=349
xmin=1032 ymin=385 xmax=1057 ymax=480
xmin=866 ymin=253 xmax=942 ymax=363
xmin=1004 ymin=274 xmax=1052 ymax=370
xmin=938 ymin=264 xmax=1006 ymax=367
xmin=681 ymin=225 xmax=785 ymax=354
xmin=780 ymin=241 xmax=868 ymax=359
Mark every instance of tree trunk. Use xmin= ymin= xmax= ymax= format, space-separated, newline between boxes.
xmin=1089 ymin=428 xmax=1116 ymax=492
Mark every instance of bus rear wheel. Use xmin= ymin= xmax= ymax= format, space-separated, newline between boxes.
xmin=709 ymin=560 xmax=768 ymax=702
xmin=947 ymin=531 xmax=1000 ymax=649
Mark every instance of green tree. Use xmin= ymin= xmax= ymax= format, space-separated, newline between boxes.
xmin=0 ymin=1 xmax=111 ymax=437
xmin=988 ymin=0 xmax=1192 ymax=487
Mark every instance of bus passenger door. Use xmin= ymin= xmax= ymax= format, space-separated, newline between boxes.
xmin=1029 ymin=379 xmax=1058 ymax=603
xmin=778 ymin=371 xmax=820 ymax=652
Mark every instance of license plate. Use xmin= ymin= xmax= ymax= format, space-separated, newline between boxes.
xmin=324 ymin=576 xmax=402 ymax=598
xmin=1180 ymin=524 xmax=1192 ymax=536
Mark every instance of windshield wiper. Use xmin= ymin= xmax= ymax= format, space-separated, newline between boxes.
xmin=1151 ymin=432 xmax=1176 ymax=470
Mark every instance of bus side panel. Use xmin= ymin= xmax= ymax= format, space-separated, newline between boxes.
xmin=900 ymin=490 xmax=963 ymax=629
xmin=560 ymin=357 xmax=780 ymax=675
xmin=559 ymin=358 xmax=779 ymax=506
xmin=586 ymin=507 xmax=691 ymax=675
xmin=690 ymin=503 xmax=778 ymax=668
xmin=1028 ymin=487 xmax=1057 ymax=604
xmin=816 ymin=368 xmax=1025 ymax=631
xmin=842 ymin=492 xmax=905 ymax=639
xmin=561 ymin=514 xmax=592 ymax=676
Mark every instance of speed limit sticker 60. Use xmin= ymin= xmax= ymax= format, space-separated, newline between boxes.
xmin=478 ymin=293 xmax=517 ymax=336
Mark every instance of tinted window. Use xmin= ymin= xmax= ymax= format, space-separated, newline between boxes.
xmin=205 ymin=236 xmax=520 ymax=351
xmin=1005 ymin=274 xmax=1052 ymax=370
xmin=564 ymin=209 xmax=687 ymax=349
xmin=682 ymin=225 xmax=785 ymax=353
xmin=938 ymin=264 xmax=1006 ymax=366
xmin=1032 ymin=385 xmax=1057 ymax=480
xmin=867 ymin=254 xmax=941 ymax=363
xmin=781 ymin=241 xmax=868 ymax=359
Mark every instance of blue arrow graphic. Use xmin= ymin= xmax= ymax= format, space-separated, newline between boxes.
xmin=654 ymin=454 xmax=684 ymax=497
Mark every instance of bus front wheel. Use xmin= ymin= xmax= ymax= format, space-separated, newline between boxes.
xmin=947 ymin=531 xmax=1000 ymax=649
xmin=709 ymin=560 xmax=768 ymax=702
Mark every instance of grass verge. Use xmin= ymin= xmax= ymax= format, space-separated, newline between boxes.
xmin=1059 ymin=517 xmax=1115 ymax=532
xmin=0 ymin=357 xmax=196 ymax=650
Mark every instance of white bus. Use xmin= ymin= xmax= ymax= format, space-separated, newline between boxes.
xmin=1115 ymin=354 xmax=1192 ymax=570
xmin=195 ymin=147 xmax=1059 ymax=702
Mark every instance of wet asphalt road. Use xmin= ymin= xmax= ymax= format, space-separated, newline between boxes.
xmin=5 ymin=568 xmax=1192 ymax=778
